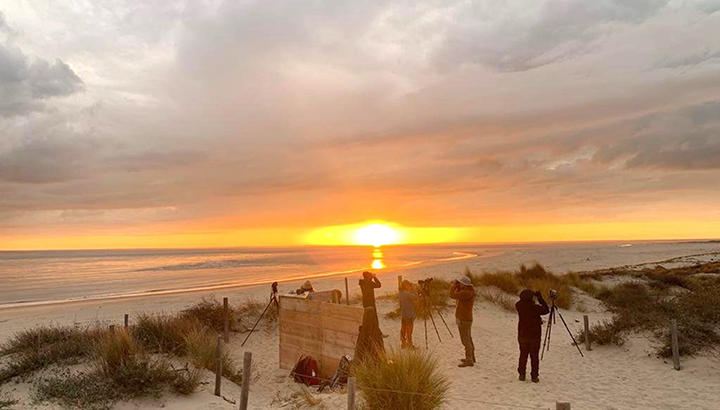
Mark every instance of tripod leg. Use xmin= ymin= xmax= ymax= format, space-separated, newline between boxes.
xmin=428 ymin=311 xmax=442 ymax=343
xmin=541 ymin=306 xmax=554 ymax=361
xmin=434 ymin=306 xmax=454 ymax=338
xmin=556 ymin=310 xmax=585 ymax=358
xmin=424 ymin=317 xmax=428 ymax=350
xmin=241 ymin=298 xmax=274 ymax=347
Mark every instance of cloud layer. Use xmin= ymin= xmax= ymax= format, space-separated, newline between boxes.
xmin=1 ymin=1 xmax=719 ymax=244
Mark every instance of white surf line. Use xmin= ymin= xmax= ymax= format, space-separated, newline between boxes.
xmin=0 ymin=250 xmax=481 ymax=311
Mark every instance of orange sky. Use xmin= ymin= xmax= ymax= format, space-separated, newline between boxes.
xmin=1 ymin=3 xmax=719 ymax=251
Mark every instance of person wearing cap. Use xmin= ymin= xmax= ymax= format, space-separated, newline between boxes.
xmin=296 ymin=280 xmax=315 ymax=299
xmin=450 ymin=275 xmax=476 ymax=367
xmin=398 ymin=280 xmax=418 ymax=349
xmin=515 ymin=289 xmax=549 ymax=383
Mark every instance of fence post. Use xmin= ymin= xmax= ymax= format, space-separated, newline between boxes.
xmin=124 ymin=314 xmax=129 ymax=329
xmin=556 ymin=403 xmax=571 ymax=410
xmin=397 ymin=275 xmax=403 ymax=291
xmin=223 ymin=297 xmax=230 ymax=343
xmin=239 ymin=351 xmax=252 ymax=410
xmin=214 ymin=336 xmax=223 ymax=396
xmin=347 ymin=376 xmax=356 ymax=410
xmin=345 ymin=278 xmax=350 ymax=305
xmin=583 ymin=315 xmax=591 ymax=351
xmin=671 ymin=319 xmax=681 ymax=370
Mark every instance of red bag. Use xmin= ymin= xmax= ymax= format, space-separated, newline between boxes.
xmin=292 ymin=356 xmax=321 ymax=386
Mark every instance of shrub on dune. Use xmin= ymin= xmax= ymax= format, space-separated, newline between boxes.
xmin=352 ymin=349 xmax=450 ymax=410
xmin=183 ymin=327 xmax=242 ymax=383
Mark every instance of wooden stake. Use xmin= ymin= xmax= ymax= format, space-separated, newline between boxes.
xmin=223 ymin=297 xmax=230 ymax=343
xmin=556 ymin=403 xmax=571 ymax=410
xmin=345 ymin=278 xmax=350 ymax=305
xmin=583 ymin=315 xmax=591 ymax=351
xmin=397 ymin=275 xmax=403 ymax=291
xmin=347 ymin=377 xmax=356 ymax=410
xmin=124 ymin=314 xmax=129 ymax=329
xmin=239 ymin=351 xmax=252 ymax=410
xmin=671 ymin=319 xmax=681 ymax=370
xmin=214 ymin=336 xmax=223 ymax=396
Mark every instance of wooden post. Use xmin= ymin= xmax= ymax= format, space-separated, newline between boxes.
xmin=124 ymin=314 xmax=129 ymax=329
xmin=239 ymin=351 xmax=252 ymax=410
xmin=397 ymin=275 xmax=403 ymax=291
xmin=671 ymin=320 xmax=681 ymax=370
xmin=214 ymin=336 xmax=223 ymax=396
xmin=347 ymin=376 xmax=356 ymax=410
xmin=223 ymin=297 xmax=230 ymax=343
xmin=345 ymin=278 xmax=350 ymax=305
xmin=583 ymin=315 xmax=591 ymax=351
xmin=556 ymin=403 xmax=571 ymax=410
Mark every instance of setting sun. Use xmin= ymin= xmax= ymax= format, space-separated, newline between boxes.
xmin=354 ymin=223 xmax=399 ymax=247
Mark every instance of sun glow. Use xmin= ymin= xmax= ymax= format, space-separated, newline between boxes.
xmin=354 ymin=223 xmax=399 ymax=247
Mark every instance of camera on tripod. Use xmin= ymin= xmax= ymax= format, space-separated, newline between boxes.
xmin=548 ymin=289 xmax=558 ymax=300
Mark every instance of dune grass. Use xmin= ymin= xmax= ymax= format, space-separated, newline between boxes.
xmin=0 ymin=390 xmax=17 ymax=409
xmin=352 ymin=349 xmax=450 ymax=410
xmin=0 ymin=325 xmax=104 ymax=385
xmin=576 ymin=263 xmax=720 ymax=357
xmin=469 ymin=264 xmax=575 ymax=309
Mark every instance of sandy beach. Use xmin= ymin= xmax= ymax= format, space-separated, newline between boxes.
xmin=1 ymin=241 xmax=719 ymax=410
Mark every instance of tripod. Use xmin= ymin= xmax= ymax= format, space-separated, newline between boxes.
xmin=242 ymin=282 xmax=279 ymax=347
xmin=418 ymin=282 xmax=454 ymax=349
xmin=541 ymin=297 xmax=584 ymax=359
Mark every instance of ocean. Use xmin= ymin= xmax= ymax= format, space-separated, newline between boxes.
xmin=2 ymin=241 xmax=719 ymax=308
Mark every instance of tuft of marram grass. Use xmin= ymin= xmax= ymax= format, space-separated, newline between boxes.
xmin=183 ymin=327 xmax=242 ymax=384
xmin=131 ymin=313 xmax=200 ymax=355
xmin=352 ymin=349 xmax=450 ymax=410
xmin=0 ymin=390 xmax=18 ymax=409
xmin=477 ymin=287 xmax=516 ymax=311
xmin=0 ymin=325 xmax=105 ymax=385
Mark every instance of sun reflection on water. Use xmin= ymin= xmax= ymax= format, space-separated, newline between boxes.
xmin=371 ymin=246 xmax=385 ymax=269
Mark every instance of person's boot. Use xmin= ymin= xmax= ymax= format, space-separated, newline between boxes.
xmin=518 ymin=374 xmax=526 ymax=381
xmin=531 ymin=377 xmax=540 ymax=383
xmin=458 ymin=359 xmax=474 ymax=368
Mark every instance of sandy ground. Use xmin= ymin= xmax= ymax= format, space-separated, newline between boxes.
xmin=2 ymin=244 xmax=720 ymax=410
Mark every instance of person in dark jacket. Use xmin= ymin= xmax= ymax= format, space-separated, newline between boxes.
xmin=515 ymin=289 xmax=550 ymax=383
xmin=449 ymin=276 xmax=476 ymax=367
xmin=359 ymin=271 xmax=386 ymax=336
xmin=398 ymin=280 xmax=418 ymax=349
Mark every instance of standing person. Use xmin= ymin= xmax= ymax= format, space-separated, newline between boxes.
xmin=515 ymin=289 xmax=549 ymax=383
xmin=398 ymin=280 xmax=418 ymax=349
xmin=359 ymin=271 xmax=381 ymax=309
xmin=450 ymin=276 xmax=476 ymax=368
xmin=359 ymin=271 xmax=386 ymax=336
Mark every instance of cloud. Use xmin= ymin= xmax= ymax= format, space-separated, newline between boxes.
xmin=0 ymin=13 xmax=83 ymax=116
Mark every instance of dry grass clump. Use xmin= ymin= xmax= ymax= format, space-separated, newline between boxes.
xmin=352 ymin=349 xmax=450 ymax=410
xmin=477 ymin=287 xmax=516 ymax=311
xmin=0 ymin=390 xmax=17 ymax=409
xmin=469 ymin=264 xmax=574 ymax=309
xmin=576 ymin=275 xmax=720 ymax=357
xmin=183 ymin=328 xmax=242 ymax=384
xmin=132 ymin=314 xmax=200 ymax=355
xmin=0 ymin=325 xmax=103 ymax=385
xmin=32 ymin=329 xmax=201 ymax=410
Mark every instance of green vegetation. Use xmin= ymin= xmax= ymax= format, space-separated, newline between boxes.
xmin=469 ymin=264 xmax=575 ymax=309
xmin=0 ymin=296 xmax=265 ymax=409
xmin=577 ymin=262 xmax=720 ymax=357
xmin=352 ymin=349 xmax=450 ymax=410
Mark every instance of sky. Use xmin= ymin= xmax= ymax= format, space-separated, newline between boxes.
xmin=1 ymin=0 xmax=720 ymax=250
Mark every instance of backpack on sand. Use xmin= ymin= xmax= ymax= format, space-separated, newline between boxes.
xmin=292 ymin=355 xmax=320 ymax=386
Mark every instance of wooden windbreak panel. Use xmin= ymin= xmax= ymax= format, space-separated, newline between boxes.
xmin=279 ymin=295 xmax=365 ymax=378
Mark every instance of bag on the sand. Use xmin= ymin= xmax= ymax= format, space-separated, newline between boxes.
xmin=292 ymin=355 xmax=321 ymax=386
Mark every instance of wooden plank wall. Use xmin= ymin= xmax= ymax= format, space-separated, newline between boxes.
xmin=279 ymin=295 xmax=365 ymax=378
